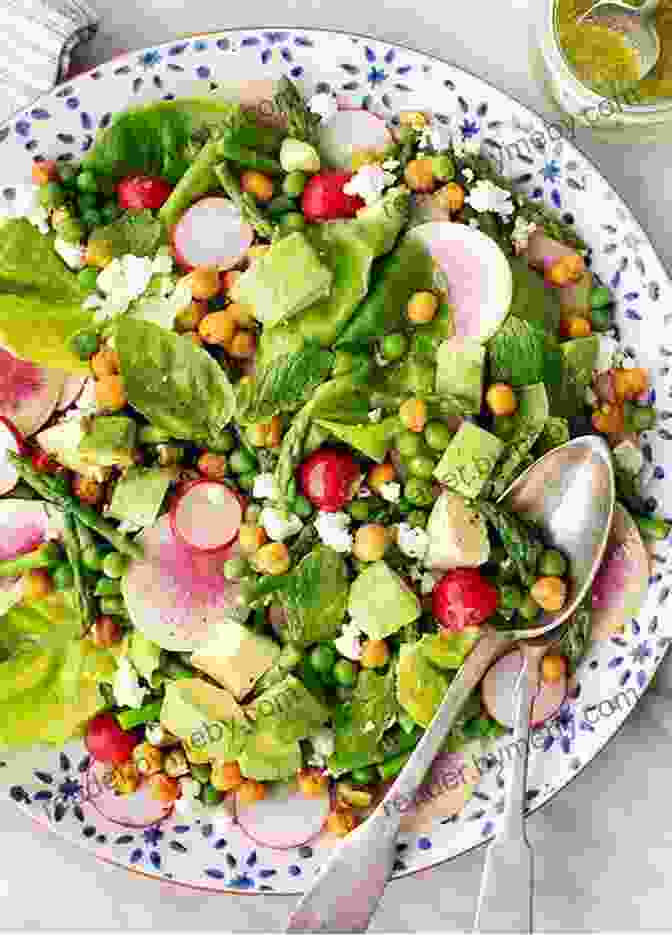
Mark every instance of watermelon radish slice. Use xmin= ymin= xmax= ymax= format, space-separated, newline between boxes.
xmin=592 ymin=503 xmax=650 ymax=641
xmin=172 ymin=197 xmax=254 ymax=270
xmin=122 ymin=514 xmax=242 ymax=651
xmin=481 ymin=649 xmax=567 ymax=729
xmin=319 ymin=109 xmax=392 ymax=169
xmin=235 ymin=780 xmax=331 ymax=849
xmin=86 ymin=761 xmax=174 ymax=829
xmin=55 ymin=374 xmax=89 ymax=412
xmin=409 ymin=222 xmax=513 ymax=343
xmin=0 ymin=347 xmax=64 ymax=437
xmin=170 ymin=480 xmax=242 ymax=553
xmin=0 ymin=498 xmax=52 ymax=614
xmin=0 ymin=417 xmax=25 ymax=496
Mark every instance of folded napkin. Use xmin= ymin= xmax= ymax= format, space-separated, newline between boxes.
xmin=0 ymin=0 xmax=99 ymax=124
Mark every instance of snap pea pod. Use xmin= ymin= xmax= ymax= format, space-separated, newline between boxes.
xmin=0 ymin=542 xmax=62 ymax=577
xmin=214 ymin=162 xmax=276 ymax=240
xmin=215 ymin=140 xmax=283 ymax=175
xmin=477 ymin=500 xmax=544 ymax=589
xmin=62 ymin=513 xmax=96 ymax=636
xmin=158 ymin=138 xmax=220 ymax=228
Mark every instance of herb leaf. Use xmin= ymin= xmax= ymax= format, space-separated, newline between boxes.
xmin=281 ymin=546 xmax=350 ymax=647
xmin=273 ymin=76 xmax=322 ymax=146
xmin=488 ymin=317 xmax=563 ymax=388
xmin=478 ymin=501 xmax=544 ymax=588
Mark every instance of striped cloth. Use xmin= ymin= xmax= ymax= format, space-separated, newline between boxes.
xmin=0 ymin=0 xmax=99 ymax=123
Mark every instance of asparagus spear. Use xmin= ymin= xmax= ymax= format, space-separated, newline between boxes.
xmin=216 ymin=140 xmax=283 ymax=175
xmin=62 ymin=513 xmax=96 ymax=636
xmin=273 ymin=76 xmax=322 ymax=146
xmin=214 ymin=161 xmax=276 ymax=240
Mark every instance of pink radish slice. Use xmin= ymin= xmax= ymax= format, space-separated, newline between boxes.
xmin=235 ymin=780 xmax=331 ymax=849
xmin=0 ymin=417 xmax=25 ymax=495
xmin=55 ymin=374 xmax=89 ymax=412
xmin=592 ymin=503 xmax=650 ymax=640
xmin=171 ymin=480 xmax=242 ymax=552
xmin=172 ymin=197 xmax=254 ymax=270
xmin=0 ymin=498 xmax=52 ymax=613
xmin=0 ymin=347 xmax=64 ymax=437
xmin=319 ymin=109 xmax=392 ymax=169
xmin=481 ymin=649 xmax=567 ymax=729
xmin=122 ymin=514 xmax=241 ymax=651
xmin=86 ymin=761 xmax=173 ymax=829
xmin=522 ymin=229 xmax=577 ymax=271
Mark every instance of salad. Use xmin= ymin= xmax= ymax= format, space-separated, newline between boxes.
xmin=0 ymin=77 xmax=668 ymax=842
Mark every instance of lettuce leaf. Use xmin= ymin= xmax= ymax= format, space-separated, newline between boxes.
xmin=280 ymin=546 xmax=349 ymax=647
xmin=0 ymin=219 xmax=86 ymax=302
xmin=332 ymin=668 xmax=397 ymax=760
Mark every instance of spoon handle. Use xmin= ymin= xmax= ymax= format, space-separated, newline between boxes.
xmin=286 ymin=627 xmax=509 ymax=934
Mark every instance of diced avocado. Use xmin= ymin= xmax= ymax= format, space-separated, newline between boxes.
xmin=108 ymin=466 xmax=172 ymax=527
xmin=78 ymin=416 xmax=137 ymax=468
xmin=160 ymin=678 xmax=251 ymax=760
xmin=548 ymin=336 xmax=599 ymax=418
xmin=508 ymin=256 xmax=561 ymax=334
xmin=349 ymin=186 xmax=409 ymax=257
xmin=436 ymin=338 xmax=485 ymax=413
xmin=396 ymin=642 xmax=450 ymax=728
xmin=535 ymin=416 xmax=570 ymax=456
xmin=419 ymin=629 xmax=481 ymax=670
xmin=231 ymin=231 xmax=333 ymax=327
xmin=489 ymin=383 xmax=549 ymax=498
xmin=191 ymin=622 xmax=280 ymax=701
xmin=245 ymin=674 xmax=329 ymax=743
xmin=433 ymin=422 xmax=504 ymax=499
xmin=348 ymin=561 xmax=421 ymax=640
xmin=238 ymin=732 xmax=302 ymax=781
xmin=425 ymin=491 xmax=490 ymax=570
xmin=488 ymin=315 xmax=563 ymax=388
xmin=315 ymin=416 xmax=400 ymax=463
xmin=36 ymin=419 xmax=110 ymax=482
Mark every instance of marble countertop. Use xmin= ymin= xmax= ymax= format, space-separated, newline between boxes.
xmin=2 ymin=1 xmax=671 ymax=930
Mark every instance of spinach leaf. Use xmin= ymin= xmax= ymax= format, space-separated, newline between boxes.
xmin=281 ymin=546 xmax=350 ymax=647
xmin=333 ymin=668 xmax=398 ymax=760
xmin=88 ymin=210 xmax=165 ymax=259
xmin=477 ymin=501 xmax=544 ymax=588
xmin=557 ymin=591 xmax=592 ymax=672
xmin=116 ymin=319 xmax=235 ymax=448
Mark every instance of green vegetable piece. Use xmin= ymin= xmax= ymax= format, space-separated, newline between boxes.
xmin=216 ymin=140 xmax=283 ymax=174
xmin=591 ymin=285 xmax=613 ymax=309
xmin=278 ymin=212 xmax=306 ymax=233
xmin=245 ymin=673 xmax=329 ymax=743
xmin=108 ymin=466 xmax=172 ymax=528
xmin=538 ymin=548 xmax=568 ymax=577
xmin=433 ymin=421 xmax=504 ymax=498
xmin=436 ymin=338 xmax=485 ymax=413
xmin=508 ymin=255 xmax=562 ymax=333
xmin=431 ymin=154 xmax=455 ymax=181
xmin=424 ymin=421 xmax=453 ymax=451
xmin=160 ymin=677 xmax=251 ymax=760
xmin=267 ymin=194 xmax=297 ymax=217
xmin=88 ymin=209 xmax=165 ymax=260
xmin=56 ymin=217 xmax=86 ymax=245
xmin=396 ymin=642 xmax=450 ymax=728
xmin=381 ymin=332 xmax=408 ymax=361
xmin=94 ymin=577 xmax=121 ymax=597
xmin=309 ymin=643 xmax=337 ymax=674
xmin=556 ymin=591 xmax=592 ymax=672
xmin=333 ymin=668 xmax=397 ymax=762
xmin=488 ymin=315 xmax=563 ymax=389
xmin=214 ymin=161 xmax=275 ymax=240
xmin=282 ymin=170 xmax=307 ymax=197
xmin=81 ymin=545 xmax=103 ymax=572
xmin=77 ymin=267 xmax=99 ymax=291
xmin=478 ymin=501 xmax=545 ymax=589
xmin=547 ymin=336 xmax=599 ymax=419
xmin=238 ymin=732 xmax=302 ymax=781
xmin=315 ymin=416 xmax=400 ymax=464
xmin=102 ymin=552 xmax=130 ymax=580
xmin=99 ymin=597 xmax=126 ymax=616
xmin=201 ymin=783 xmax=223 ymax=805
xmin=273 ymin=76 xmax=322 ymax=146
xmin=52 ymin=562 xmax=75 ymax=591
xmin=351 ymin=765 xmax=377 ymax=785
xmin=349 ymin=561 xmax=421 ymax=640
xmin=590 ymin=305 xmax=612 ymax=332
xmin=191 ymin=621 xmax=280 ymax=701
xmin=488 ymin=383 xmax=549 ymax=497
xmin=634 ymin=515 xmax=671 ymax=541
xmin=0 ymin=542 xmax=62 ymax=577
xmin=78 ymin=416 xmax=137 ymax=468
xmin=333 ymin=659 xmax=358 ymax=687
xmin=117 ymin=700 xmax=163 ymax=732
xmin=280 ymin=545 xmax=350 ymax=647
xmin=158 ymin=138 xmax=220 ymax=228
xmin=404 ymin=477 xmax=434 ymax=507
xmin=377 ymin=750 xmax=412 ymax=782
xmin=535 ymin=416 xmax=570 ymax=455
xmin=279 ymin=138 xmax=321 ymax=174
xmin=419 ymin=629 xmax=481 ymax=670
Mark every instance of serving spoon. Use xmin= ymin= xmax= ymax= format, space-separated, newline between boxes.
xmin=286 ymin=435 xmax=615 ymax=934
xmin=578 ymin=0 xmax=660 ymax=80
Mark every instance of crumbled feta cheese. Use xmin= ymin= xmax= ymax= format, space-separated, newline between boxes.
xmin=368 ymin=408 xmax=382 ymax=423
xmin=417 ymin=117 xmax=452 ymax=152
xmin=613 ymin=440 xmax=644 ymax=475
xmin=596 ymin=335 xmax=619 ymax=373
xmin=463 ymin=167 xmax=475 ymax=184
xmin=0 ymin=183 xmax=50 ymax=233
xmin=54 ymin=238 xmax=85 ymax=270
xmin=174 ymin=778 xmax=236 ymax=826
xmin=397 ymin=522 xmax=430 ymax=560
xmin=343 ymin=163 xmax=396 ymax=206
xmin=308 ymin=92 xmax=338 ymax=122
xmin=381 ymin=158 xmax=400 ymax=171
xmin=112 ymin=657 xmax=147 ymax=709
xmin=511 ymin=215 xmax=537 ymax=253
xmin=253 ymin=472 xmax=280 ymax=501
xmin=308 ymin=728 xmax=335 ymax=768
xmin=379 ymin=481 xmax=401 ymax=503
xmin=260 ymin=507 xmax=303 ymax=542
xmin=334 ymin=620 xmax=363 ymax=661
xmin=151 ymin=253 xmax=173 ymax=275
xmin=124 ymin=254 xmax=154 ymax=299
xmin=466 ymin=179 xmax=514 ymax=219
xmin=314 ymin=510 xmax=353 ymax=553
xmin=95 ymin=254 xmax=155 ymax=320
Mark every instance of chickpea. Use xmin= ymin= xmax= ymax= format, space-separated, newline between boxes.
xmin=407 ymin=290 xmax=439 ymax=324
xmin=435 ymin=181 xmax=465 ymax=215
xmin=91 ymin=615 xmax=123 ymax=649
xmin=174 ymin=300 xmax=207 ymax=333
xmin=85 ymin=239 xmax=114 ymax=268
xmin=185 ymin=331 xmax=204 ymax=347
xmin=360 ymin=639 xmax=391 ymax=669
xmin=547 ymin=254 xmax=585 ymax=287
xmin=110 ymin=762 xmax=140 ymax=795
xmin=72 ymin=473 xmax=105 ymax=507
xmin=184 ymin=266 xmax=220 ymax=301
xmin=198 ymin=311 xmax=236 ymax=346
xmin=239 ymin=524 xmax=268 ymax=555
xmin=211 ymin=760 xmax=244 ymax=792
xmin=353 ymin=524 xmax=388 ymax=562
xmin=226 ymin=302 xmax=255 ymax=327
xmin=404 ymin=158 xmax=435 ymax=193
xmin=236 ymin=779 xmax=267 ymax=805
xmin=592 ymin=403 xmax=624 ymax=435
xmin=297 ymin=768 xmax=329 ymax=799
xmin=197 ymin=452 xmax=228 ymax=481
xmin=132 ymin=742 xmax=164 ymax=776
xmin=613 ymin=367 xmax=648 ymax=401
xmin=96 ymin=374 xmax=127 ymax=411
xmin=229 ymin=330 xmax=256 ymax=360
xmin=368 ymin=462 xmax=395 ymax=493
xmin=266 ymin=414 xmax=283 ymax=448
xmin=241 ymin=171 xmax=274 ymax=203
xmin=541 ymin=653 xmax=567 ymax=683
xmin=247 ymin=244 xmax=271 ymax=260
xmin=91 ymin=347 xmax=120 ymax=378
xmin=326 ymin=805 xmax=358 ymax=837
xmin=255 ymin=542 xmax=291 ymax=576
xmin=221 ymin=269 xmax=242 ymax=292
xmin=147 ymin=773 xmax=180 ymax=803
xmin=530 ymin=576 xmax=567 ymax=613
xmin=22 ymin=568 xmax=53 ymax=602
xmin=564 ymin=316 xmax=592 ymax=339
xmin=485 ymin=383 xmax=518 ymax=417
xmin=399 ymin=398 xmax=428 ymax=433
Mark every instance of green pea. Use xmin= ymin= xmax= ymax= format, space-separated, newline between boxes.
xmin=424 ymin=420 xmax=453 ymax=451
xmin=81 ymin=545 xmax=103 ymax=572
xmin=76 ymin=169 xmax=99 ymax=193
xmin=293 ymin=495 xmax=313 ymax=518
xmin=635 ymin=515 xmax=671 ymax=541
xmin=404 ymin=477 xmax=434 ymax=507
xmin=229 ymin=448 xmax=258 ymax=474
xmin=52 ymin=562 xmax=74 ymax=591
xmin=81 ymin=208 xmax=102 ymax=228
xmin=56 ymin=217 xmax=85 ymax=244
xmin=430 ymin=154 xmax=455 ymax=181
xmin=77 ymin=267 xmax=100 ymax=291
xmin=39 ymin=181 xmax=65 ymax=209
xmin=406 ymin=510 xmax=427 ymax=528
xmin=238 ymin=471 xmax=256 ymax=491
xmin=518 ymin=594 xmax=541 ymax=621
xmin=282 ymin=170 xmax=308 ymax=197
xmin=333 ymin=659 xmax=358 ymax=687
xmin=102 ymin=551 xmax=129 ymax=579
xmin=397 ymin=430 xmax=424 ymax=459
xmin=351 ymin=766 xmax=377 ymax=785
xmin=217 ymin=430 xmax=236 ymax=454
xmin=190 ymin=763 xmax=212 ymax=784
xmin=348 ymin=499 xmax=370 ymax=522
xmin=69 ymin=329 xmax=99 ymax=360
xmin=279 ymin=211 xmax=306 ymax=232
xmin=310 ymin=644 xmax=337 ymax=675
xmin=498 ymin=583 xmax=522 ymax=610
xmin=202 ymin=783 xmax=223 ymax=806
xmin=94 ymin=577 xmax=122 ymax=597
xmin=99 ymin=596 xmax=126 ymax=616
xmin=101 ymin=201 xmax=120 ymax=223
xmin=223 ymin=557 xmax=249 ymax=580
xmin=408 ymin=455 xmax=436 ymax=480
xmin=590 ymin=285 xmax=612 ymax=309
xmin=629 ymin=405 xmax=656 ymax=432
xmin=78 ymin=192 xmax=98 ymax=213
xmin=538 ymin=549 xmax=568 ymax=577
xmin=381 ymin=332 xmax=408 ymax=362
xmin=58 ymin=164 xmax=78 ymax=188
xmin=590 ymin=305 xmax=612 ymax=332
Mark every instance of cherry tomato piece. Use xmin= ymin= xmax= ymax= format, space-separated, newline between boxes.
xmin=117 ymin=175 xmax=173 ymax=211
xmin=432 ymin=569 xmax=499 ymax=632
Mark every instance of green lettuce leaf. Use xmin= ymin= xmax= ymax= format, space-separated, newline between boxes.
xmin=0 ymin=219 xmax=85 ymax=301
xmin=477 ymin=501 xmax=545 ymax=589
xmin=488 ymin=316 xmax=563 ymax=388
xmin=280 ymin=546 xmax=349 ymax=647
xmin=333 ymin=667 xmax=397 ymax=760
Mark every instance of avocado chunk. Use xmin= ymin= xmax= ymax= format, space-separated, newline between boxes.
xmin=191 ymin=622 xmax=280 ymax=701
xmin=419 ymin=629 xmax=481 ymax=670
xmin=245 ymin=674 xmax=329 ymax=743
xmin=548 ymin=336 xmax=599 ymax=419
xmin=36 ymin=419 xmax=110 ymax=482
xmin=433 ymin=422 xmax=504 ymax=499
xmin=436 ymin=338 xmax=485 ymax=414
xmin=348 ymin=561 xmax=421 ymax=640
xmin=425 ymin=491 xmax=490 ymax=571
xmin=238 ymin=732 xmax=302 ymax=781
xmin=78 ymin=415 xmax=137 ymax=468
xmin=488 ymin=383 xmax=549 ymax=498
xmin=160 ymin=678 xmax=250 ymax=760
xmin=231 ymin=231 xmax=333 ymax=327
xmin=108 ymin=466 xmax=173 ymax=527
xmin=396 ymin=642 xmax=450 ymax=728
xmin=315 ymin=416 xmax=400 ymax=463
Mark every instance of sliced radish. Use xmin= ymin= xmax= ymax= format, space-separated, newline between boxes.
xmin=170 ymin=480 xmax=242 ymax=552
xmin=0 ymin=417 xmax=25 ymax=496
xmin=172 ymin=197 xmax=254 ymax=270
xmin=481 ymin=649 xmax=568 ymax=729
xmin=0 ymin=498 xmax=52 ymax=614
xmin=409 ymin=222 xmax=513 ymax=343
xmin=86 ymin=761 xmax=173 ymax=829
xmin=122 ymin=514 xmax=241 ymax=651
xmin=592 ymin=503 xmax=650 ymax=641
xmin=0 ymin=347 xmax=64 ymax=437
xmin=235 ymin=780 xmax=331 ymax=849
xmin=319 ymin=109 xmax=392 ymax=170
xmin=55 ymin=374 xmax=89 ymax=412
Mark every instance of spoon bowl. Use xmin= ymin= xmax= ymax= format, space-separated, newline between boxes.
xmin=578 ymin=0 xmax=661 ymax=80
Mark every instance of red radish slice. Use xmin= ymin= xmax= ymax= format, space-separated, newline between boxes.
xmin=55 ymin=374 xmax=89 ymax=412
xmin=0 ymin=347 xmax=64 ymax=437
xmin=319 ymin=109 xmax=392 ymax=169
xmin=172 ymin=197 xmax=253 ymax=270
xmin=86 ymin=761 xmax=173 ymax=829
xmin=122 ymin=514 xmax=241 ymax=651
xmin=481 ymin=649 xmax=568 ymax=729
xmin=592 ymin=503 xmax=650 ymax=640
xmin=0 ymin=417 xmax=25 ymax=495
xmin=235 ymin=780 xmax=331 ymax=849
xmin=171 ymin=480 xmax=242 ymax=552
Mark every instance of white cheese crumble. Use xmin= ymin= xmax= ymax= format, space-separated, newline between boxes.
xmin=595 ymin=335 xmax=620 ymax=373
xmin=511 ymin=215 xmax=537 ymax=253
xmin=95 ymin=254 xmax=156 ymax=320
xmin=308 ymin=92 xmax=338 ymax=122
xmin=112 ymin=657 xmax=147 ymax=709
xmin=308 ymin=727 xmax=335 ymax=768
xmin=466 ymin=179 xmax=515 ymax=219
xmin=334 ymin=620 xmax=363 ymax=661
xmin=613 ymin=440 xmax=644 ymax=475
xmin=260 ymin=507 xmax=303 ymax=542
xmin=151 ymin=253 xmax=173 ymax=275
xmin=253 ymin=472 xmax=280 ymax=501
xmin=462 ymin=167 xmax=475 ymax=184
xmin=54 ymin=238 xmax=85 ymax=270
xmin=397 ymin=523 xmax=430 ymax=560
xmin=379 ymin=481 xmax=401 ymax=503
xmin=314 ymin=510 xmax=353 ymax=553
xmin=343 ymin=163 xmax=396 ymax=206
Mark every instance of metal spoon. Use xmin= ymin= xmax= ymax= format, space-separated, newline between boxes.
xmin=578 ymin=0 xmax=660 ymax=80
xmin=286 ymin=436 xmax=615 ymax=934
